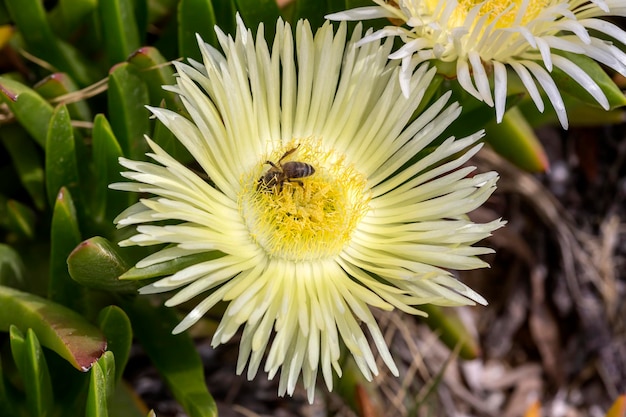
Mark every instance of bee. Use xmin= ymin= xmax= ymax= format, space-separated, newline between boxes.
xmin=257 ymin=146 xmax=315 ymax=192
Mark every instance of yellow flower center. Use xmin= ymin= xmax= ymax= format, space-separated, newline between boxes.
xmin=239 ymin=140 xmax=370 ymax=261
xmin=421 ymin=0 xmax=549 ymax=28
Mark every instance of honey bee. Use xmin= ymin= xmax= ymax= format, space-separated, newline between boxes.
xmin=257 ymin=146 xmax=315 ymax=192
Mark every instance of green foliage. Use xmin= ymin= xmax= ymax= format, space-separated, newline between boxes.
xmin=0 ymin=0 xmax=249 ymax=414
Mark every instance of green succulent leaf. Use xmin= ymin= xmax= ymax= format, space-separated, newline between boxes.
xmin=0 ymin=285 xmax=107 ymax=371
xmin=98 ymin=0 xmax=142 ymax=65
xmin=133 ymin=0 xmax=149 ymax=44
xmin=127 ymin=47 xmax=181 ymax=111
xmin=213 ymin=0 xmax=237 ymax=36
xmin=123 ymin=298 xmax=217 ymax=417
xmin=98 ymin=306 xmax=133 ymax=383
xmin=0 ymin=243 xmax=26 ymax=289
xmin=35 ymin=73 xmax=92 ymax=122
xmin=0 ymin=77 xmax=54 ymax=148
xmin=9 ymin=327 xmax=55 ymax=417
xmin=442 ymin=80 xmax=521 ymax=141
xmin=5 ymin=198 xmax=36 ymax=240
xmin=0 ymin=124 xmax=46 ymax=210
xmin=178 ymin=0 xmax=218 ymax=60
xmin=120 ymin=251 xmax=224 ymax=280
xmin=520 ymin=93 xmax=626 ymax=128
xmin=290 ymin=0 xmax=328 ymax=28
xmin=234 ymin=0 xmax=281 ymax=41
xmin=420 ymin=305 xmax=480 ymax=360
xmin=92 ymin=114 xmax=128 ymax=225
xmin=68 ymin=236 xmax=142 ymax=294
xmin=86 ymin=351 xmax=116 ymax=417
xmin=108 ymin=382 xmax=151 ymax=417
xmin=552 ymin=51 xmax=626 ymax=110
xmin=0 ymin=354 xmax=19 ymax=417
xmin=107 ymin=63 xmax=151 ymax=160
xmin=48 ymin=0 xmax=98 ymax=40
xmin=485 ymin=106 xmax=549 ymax=173
xmin=45 ymin=105 xmax=80 ymax=210
xmin=4 ymin=0 xmax=99 ymax=86
xmin=86 ymin=359 xmax=108 ymax=417
xmin=49 ymin=187 xmax=84 ymax=311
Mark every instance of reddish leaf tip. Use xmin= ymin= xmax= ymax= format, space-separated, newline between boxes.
xmin=0 ymin=83 xmax=18 ymax=101
xmin=109 ymin=62 xmax=126 ymax=74
xmin=129 ymin=47 xmax=153 ymax=59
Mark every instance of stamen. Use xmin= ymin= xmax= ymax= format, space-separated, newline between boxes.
xmin=240 ymin=140 xmax=370 ymax=261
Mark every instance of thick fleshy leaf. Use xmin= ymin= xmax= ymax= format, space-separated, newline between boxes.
xmin=146 ymin=0 xmax=177 ymax=25
xmin=48 ymin=0 xmax=97 ymax=39
xmin=98 ymin=306 xmax=132 ymax=383
xmin=213 ymin=0 xmax=236 ymax=36
xmin=107 ymin=63 xmax=150 ymax=159
xmin=35 ymin=73 xmax=92 ymax=122
xmin=86 ymin=359 xmax=108 ymax=417
xmin=0 ymin=243 xmax=25 ymax=289
xmin=444 ymin=81 xmax=521 ymax=142
xmin=4 ymin=198 xmax=36 ymax=239
xmin=420 ymin=305 xmax=480 ymax=360
xmin=521 ymin=91 xmax=626 ymax=128
xmin=86 ymin=351 xmax=116 ymax=417
xmin=552 ymin=51 xmax=626 ymax=110
xmin=108 ymin=382 xmax=151 ymax=417
xmin=0 ymin=354 xmax=19 ymax=416
xmin=120 ymin=251 xmax=224 ymax=280
xmin=0 ymin=285 xmax=107 ymax=371
xmin=49 ymin=187 xmax=84 ymax=311
xmin=123 ymin=298 xmax=217 ymax=417
xmin=4 ymin=0 xmax=98 ymax=86
xmin=127 ymin=47 xmax=181 ymax=111
xmin=234 ymin=0 xmax=280 ymax=41
xmin=92 ymin=114 xmax=128 ymax=224
xmin=326 ymin=0 xmax=351 ymax=14
xmin=133 ymin=0 xmax=148 ymax=44
xmin=178 ymin=0 xmax=218 ymax=60
xmin=45 ymin=105 xmax=80 ymax=208
xmin=68 ymin=236 xmax=142 ymax=294
xmin=485 ymin=106 xmax=549 ymax=173
xmin=345 ymin=0 xmax=376 ymax=7
xmin=9 ymin=327 xmax=55 ymax=417
xmin=290 ymin=0 xmax=327 ymax=30
xmin=0 ymin=4 xmax=10 ymax=25
xmin=0 ymin=124 xmax=46 ymax=210
xmin=98 ymin=0 xmax=141 ymax=65
xmin=0 ymin=77 xmax=54 ymax=148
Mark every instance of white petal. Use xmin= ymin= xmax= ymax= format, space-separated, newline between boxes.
xmin=551 ymin=54 xmax=609 ymax=109
xmin=325 ymin=6 xmax=396 ymax=21
xmin=493 ymin=61 xmax=508 ymax=123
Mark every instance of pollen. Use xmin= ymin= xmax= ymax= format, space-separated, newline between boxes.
xmin=239 ymin=140 xmax=370 ymax=261
xmin=458 ymin=0 xmax=549 ymax=28
xmin=420 ymin=0 xmax=549 ymax=29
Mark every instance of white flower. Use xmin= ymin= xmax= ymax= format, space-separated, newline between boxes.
xmin=327 ymin=0 xmax=626 ymax=128
xmin=111 ymin=15 xmax=503 ymax=402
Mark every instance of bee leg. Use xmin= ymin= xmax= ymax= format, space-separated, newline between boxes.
xmin=278 ymin=145 xmax=300 ymax=164
xmin=286 ymin=180 xmax=304 ymax=189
